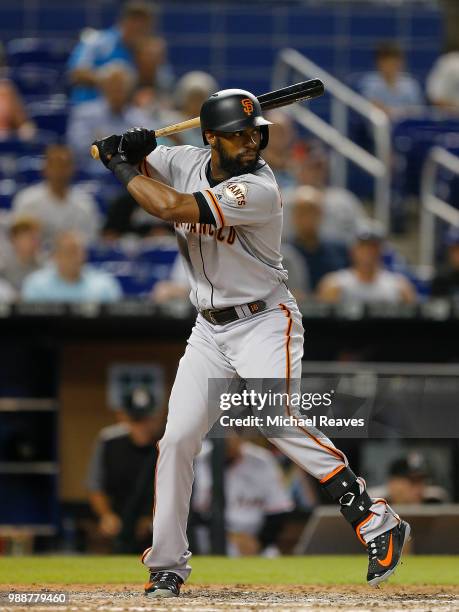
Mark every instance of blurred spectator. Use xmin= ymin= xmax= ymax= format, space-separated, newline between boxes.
xmin=0 ymin=277 xmax=15 ymax=303
xmin=281 ymin=244 xmax=310 ymax=302
xmin=0 ymin=43 xmax=36 ymax=140
xmin=132 ymin=36 xmax=175 ymax=109
xmin=12 ymin=144 xmax=99 ymax=247
xmin=21 ymin=230 xmax=122 ymax=302
xmin=0 ymin=81 xmax=36 ymax=140
xmin=173 ymin=71 xmax=218 ymax=147
xmin=289 ymin=466 xmax=319 ymax=513
xmin=150 ymin=253 xmax=189 ymax=303
xmin=67 ymin=1 xmax=169 ymax=104
xmin=86 ymin=386 xmax=165 ymax=553
xmin=293 ymin=143 xmax=367 ymax=245
xmin=360 ymin=41 xmax=423 ymax=118
xmin=102 ymin=192 xmax=173 ymax=240
xmin=431 ymin=226 xmax=459 ymax=298
xmin=66 ymin=62 xmax=151 ymax=176
xmin=0 ymin=217 xmax=43 ymax=291
xmin=262 ymin=110 xmax=298 ymax=190
xmin=287 ymin=186 xmax=348 ymax=291
xmin=427 ymin=51 xmax=459 ymax=112
xmin=368 ymin=452 xmax=449 ymax=504
xmin=317 ymin=222 xmax=416 ymax=304
xmin=193 ymin=436 xmax=293 ymax=556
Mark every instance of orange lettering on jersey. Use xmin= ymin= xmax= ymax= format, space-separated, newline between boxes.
xmin=208 ymin=225 xmax=215 ymax=236
xmin=216 ymin=228 xmax=225 ymax=241
xmin=241 ymin=98 xmax=254 ymax=116
xmin=227 ymin=227 xmax=236 ymax=245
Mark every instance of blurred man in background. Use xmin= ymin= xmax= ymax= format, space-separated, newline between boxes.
xmin=12 ymin=144 xmax=99 ymax=248
xmin=287 ymin=186 xmax=348 ymax=291
xmin=427 ymin=51 xmax=459 ymax=112
xmin=67 ymin=62 xmax=151 ymax=177
xmin=173 ymin=71 xmax=218 ymax=147
xmin=86 ymin=387 xmax=165 ymax=553
xmin=431 ymin=227 xmax=459 ymax=299
xmin=368 ymin=453 xmax=448 ymax=504
xmin=192 ymin=435 xmax=293 ymax=557
xmin=317 ymin=223 xmax=416 ymax=304
xmin=132 ymin=36 xmax=175 ymax=109
xmin=0 ymin=277 xmax=15 ymax=303
xmin=21 ymin=230 xmax=122 ymax=302
xmin=360 ymin=41 xmax=423 ymax=119
xmin=263 ymin=110 xmax=299 ymax=191
xmin=67 ymin=1 xmax=162 ymax=104
xmin=293 ymin=142 xmax=367 ymax=245
xmin=0 ymin=217 xmax=43 ymax=292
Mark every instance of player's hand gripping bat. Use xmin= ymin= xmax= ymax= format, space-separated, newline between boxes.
xmin=90 ymin=79 xmax=324 ymax=160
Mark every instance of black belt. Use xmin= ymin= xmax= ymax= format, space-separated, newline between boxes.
xmin=200 ymin=300 xmax=266 ymax=325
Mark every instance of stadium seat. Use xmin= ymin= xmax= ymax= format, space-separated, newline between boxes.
xmin=11 ymin=65 xmax=62 ymax=98
xmin=6 ymin=38 xmax=74 ymax=69
xmin=75 ymin=180 xmax=121 ymax=215
xmin=28 ymin=101 xmax=69 ymax=137
xmin=0 ymin=134 xmax=53 ymax=180
xmin=0 ymin=179 xmax=17 ymax=209
xmin=86 ymin=239 xmax=178 ymax=297
xmin=392 ymin=116 xmax=459 ymax=199
xmin=15 ymin=156 xmax=43 ymax=185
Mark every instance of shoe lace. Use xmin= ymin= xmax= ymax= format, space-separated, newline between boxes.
xmin=368 ymin=532 xmax=388 ymax=560
xmin=151 ymin=571 xmax=182 ymax=588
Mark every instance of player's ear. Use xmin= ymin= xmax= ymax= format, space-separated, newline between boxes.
xmin=205 ymin=130 xmax=216 ymax=146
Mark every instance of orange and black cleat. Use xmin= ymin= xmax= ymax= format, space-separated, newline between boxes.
xmin=367 ymin=520 xmax=411 ymax=586
xmin=144 ymin=571 xmax=183 ymax=598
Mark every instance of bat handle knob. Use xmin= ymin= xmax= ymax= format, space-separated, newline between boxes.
xmin=91 ymin=145 xmax=100 ymax=160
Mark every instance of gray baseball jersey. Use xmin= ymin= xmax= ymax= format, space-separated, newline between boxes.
xmin=140 ymin=144 xmax=400 ymax=582
xmin=144 ymin=145 xmax=287 ymax=309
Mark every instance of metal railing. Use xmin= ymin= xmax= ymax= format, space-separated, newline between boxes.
xmin=272 ymin=48 xmax=392 ymax=230
xmin=420 ymin=147 xmax=459 ymax=269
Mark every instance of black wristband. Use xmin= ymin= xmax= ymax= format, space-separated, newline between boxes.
xmin=108 ymin=154 xmax=139 ymax=187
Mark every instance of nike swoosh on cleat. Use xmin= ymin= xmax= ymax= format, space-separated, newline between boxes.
xmin=378 ymin=533 xmax=393 ymax=567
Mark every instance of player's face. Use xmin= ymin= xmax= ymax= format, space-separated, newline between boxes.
xmin=214 ymin=127 xmax=261 ymax=176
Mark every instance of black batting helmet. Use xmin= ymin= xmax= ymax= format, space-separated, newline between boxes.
xmin=200 ymin=89 xmax=272 ymax=149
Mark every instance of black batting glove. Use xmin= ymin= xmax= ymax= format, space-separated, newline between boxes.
xmin=119 ymin=127 xmax=157 ymax=165
xmin=92 ymin=134 xmax=122 ymax=168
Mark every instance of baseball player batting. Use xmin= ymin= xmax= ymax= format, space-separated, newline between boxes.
xmin=92 ymin=88 xmax=411 ymax=598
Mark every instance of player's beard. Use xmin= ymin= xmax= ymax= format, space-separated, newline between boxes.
xmin=215 ymin=139 xmax=260 ymax=177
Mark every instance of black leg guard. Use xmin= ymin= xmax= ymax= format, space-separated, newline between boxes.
xmin=321 ymin=466 xmax=373 ymax=529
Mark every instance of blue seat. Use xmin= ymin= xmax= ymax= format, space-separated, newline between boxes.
xmin=12 ymin=65 xmax=62 ymax=98
xmin=0 ymin=179 xmax=17 ymax=209
xmin=86 ymin=239 xmax=178 ymax=296
xmin=0 ymin=133 xmax=54 ymax=179
xmin=15 ymin=156 xmax=43 ymax=185
xmin=75 ymin=180 xmax=122 ymax=215
xmin=28 ymin=102 xmax=69 ymax=137
xmin=392 ymin=116 xmax=459 ymax=199
xmin=6 ymin=38 xmax=74 ymax=68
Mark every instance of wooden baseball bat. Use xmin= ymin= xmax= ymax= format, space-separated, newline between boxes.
xmin=90 ymin=78 xmax=324 ymax=160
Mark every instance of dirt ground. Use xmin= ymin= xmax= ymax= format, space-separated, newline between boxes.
xmin=1 ymin=584 xmax=459 ymax=612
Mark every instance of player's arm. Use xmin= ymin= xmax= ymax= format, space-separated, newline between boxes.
xmin=92 ymin=130 xmax=211 ymax=224
xmin=127 ymin=175 xmax=200 ymax=223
